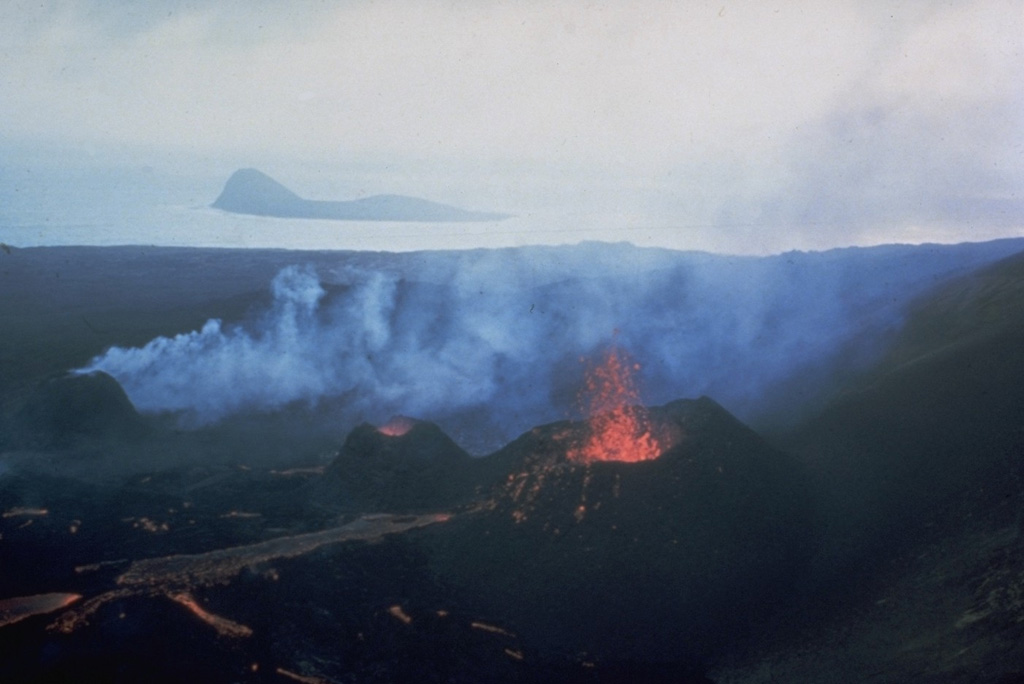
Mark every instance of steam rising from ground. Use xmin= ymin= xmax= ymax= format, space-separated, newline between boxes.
xmin=81 ymin=267 xmax=332 ymax=419
xmin=79 ymin=242 xmax=1024 ymax=445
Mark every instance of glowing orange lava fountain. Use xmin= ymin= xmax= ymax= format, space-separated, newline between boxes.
xmin=567 ymin=345 xmax=662 ymax=463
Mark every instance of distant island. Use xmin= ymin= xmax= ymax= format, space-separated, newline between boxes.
xmin=211 ymin=168 xmax=510 ymax=222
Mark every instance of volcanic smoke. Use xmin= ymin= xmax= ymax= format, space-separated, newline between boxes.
xmin=566 ymin=345 xmax=663 ymax=464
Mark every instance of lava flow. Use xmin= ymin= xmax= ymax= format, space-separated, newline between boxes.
xmin=566 ymin=345 xmax=662 ymax=463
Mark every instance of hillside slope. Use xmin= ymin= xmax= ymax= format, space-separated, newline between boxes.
xmin=717 ymin=249 xmax=1024 ymax=682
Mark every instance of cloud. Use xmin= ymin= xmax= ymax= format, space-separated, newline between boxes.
xmin=693 ymin=1 xmax=1024 ymax=249
xmin=1 ymin=1 xmax=1020 ymax=252
xmin=0 ymin=2 xmax=977 ymax=163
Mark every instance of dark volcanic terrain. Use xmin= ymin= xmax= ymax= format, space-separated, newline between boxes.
xmin=2 ymin=242 xmax=1024 ymax=682
xmin=713 ymin=249 xmax=1024 ymax=682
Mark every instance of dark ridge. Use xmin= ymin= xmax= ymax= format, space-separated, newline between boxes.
xmin=1 ymin=371 xmax=151 ymax=450
xmin=211 ymin=168 xmax=510 ymax=222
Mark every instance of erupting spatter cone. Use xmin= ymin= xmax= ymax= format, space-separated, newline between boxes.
xmin=566 ymin=345 xmax=663 ymax=463
xmin=428 ymin=397 xmax=818 ymax=662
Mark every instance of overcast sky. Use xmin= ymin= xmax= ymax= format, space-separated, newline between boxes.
xmin=1 ymin=1 xmax=1021 ymax=252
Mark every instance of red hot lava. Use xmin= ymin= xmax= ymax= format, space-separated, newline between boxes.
xmin=567 ymin=345 xmax=662 ymax=464
xmin=377 ymin=415 xmax=416 ymax=437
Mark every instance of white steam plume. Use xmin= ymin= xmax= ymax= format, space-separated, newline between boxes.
xmin=77 ymin=242 xmax=1024 ymax=442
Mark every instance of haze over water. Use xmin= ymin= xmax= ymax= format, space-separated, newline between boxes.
xmin=1 ymin=3 xmax=1021 ymax=255
xmin=3 ymin=159 xmax=1022 ymax=255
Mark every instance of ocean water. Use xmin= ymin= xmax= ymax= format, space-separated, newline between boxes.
xmin=0 ymin=162 xmax=700 ymax=253
xmin=6 ymin=161 xmax=1022 ymax=255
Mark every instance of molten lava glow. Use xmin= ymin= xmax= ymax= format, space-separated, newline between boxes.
xmin=0 ymin=592 xmax=81 ymax=628
xmin=377 ymin=415 xmax=415 ymax=437
xmin=471 ymin=620 xmax=516 ymax=637
xmin=567 ymin=346 xmax=662 ymax=463
xmin=52 ymin=514 xmax=448 ymax=635
xmin=276 ymin=668 xmax=333 ymax=684
xmin=388 ymin=604 xmax=413 ymax=625
xmin=169 ymin=592 xmax=253 ymax=638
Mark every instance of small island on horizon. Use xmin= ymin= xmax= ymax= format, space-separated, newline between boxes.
xmin=211 ymin=168 xmax=511 ymax=223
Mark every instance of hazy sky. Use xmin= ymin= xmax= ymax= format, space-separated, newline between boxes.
xmin=1 ymin=1 xmax=1022 ymax=252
